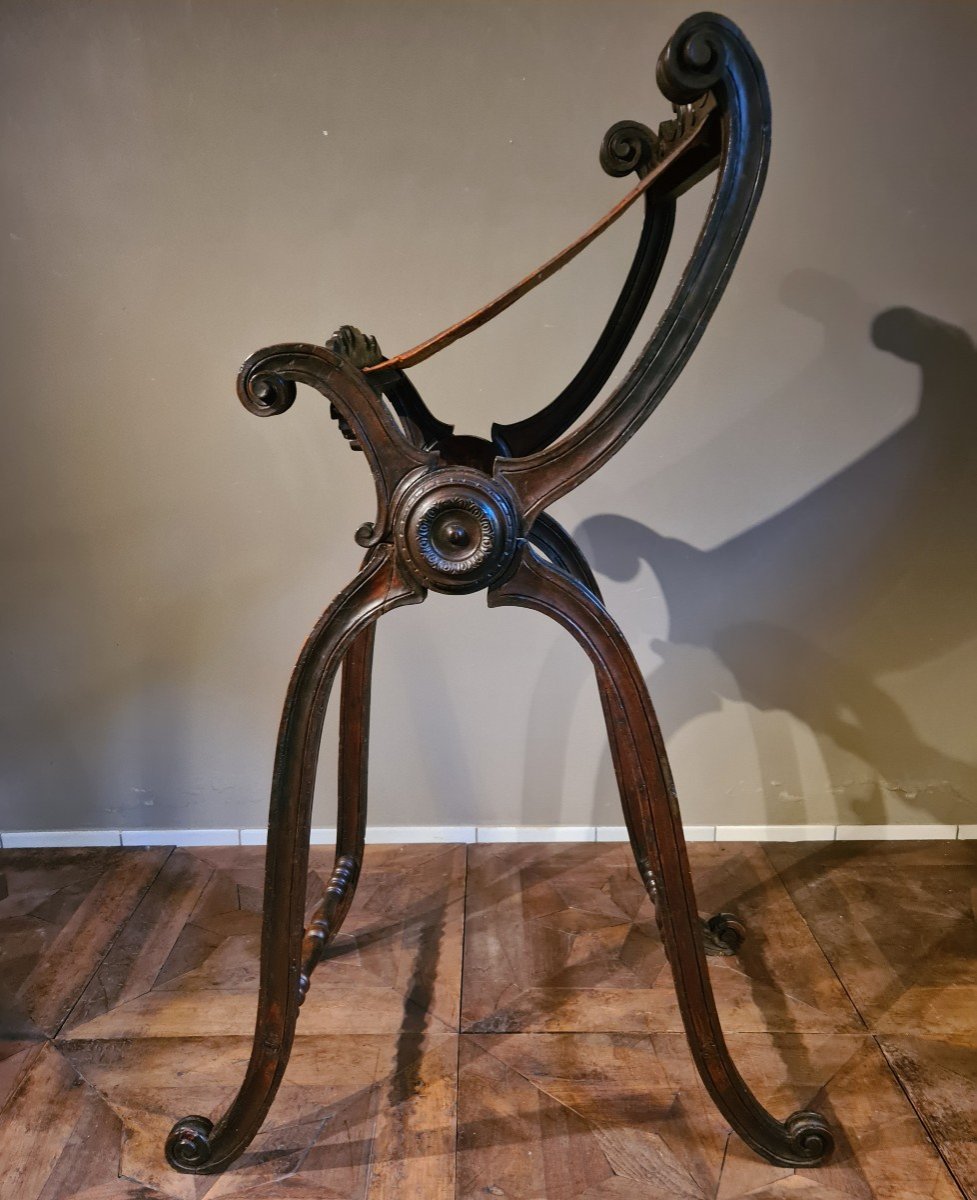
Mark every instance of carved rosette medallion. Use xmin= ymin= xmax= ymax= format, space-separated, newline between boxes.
xmin=394 ymin=468 xmax=519 ymax=593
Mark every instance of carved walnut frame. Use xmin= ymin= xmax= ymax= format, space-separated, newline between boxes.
xmin=165 ymin=12 xmax=835 ymax=1174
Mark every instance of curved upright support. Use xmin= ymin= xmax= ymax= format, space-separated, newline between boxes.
xmin=382 ymin=370 xmax=455 ymax=450
xmin=165 ymin=547 xmax=425 ymax=1174
xmin=494 ymin=13 xmax=771 ymax=522
xmin=297 ymin=622 xmax=375 ymax=1002
xmin=491 ymin=194 xmax=675 ymax=459
xmin=488 ymin=546 xmax=833 ymax=1168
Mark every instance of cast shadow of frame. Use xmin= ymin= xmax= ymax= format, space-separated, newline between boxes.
xmin=567 ymin=281 xmax=977 ymax=829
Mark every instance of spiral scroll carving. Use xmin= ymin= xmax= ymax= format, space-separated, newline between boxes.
xmin=784 ymin=1110 xmax=835 ymax=1164
xmin=239 ymin=368 xmax=297 ymax=418
xmin=165 ymin=1115 xmax=215 ymax=1172
xmin=656 ymin=13 xmax=729 ymax=104
xmin=600 ymin=120 xmax=658 ymax=178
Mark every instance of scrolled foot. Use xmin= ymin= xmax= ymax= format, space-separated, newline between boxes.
xmin=165 ymin=1115 xmax=215 ymax=1173
xmin=782 ymin=1109 xmax=834 ymax=1165
xmin=701 ymin=911 xmax=746 ymax=956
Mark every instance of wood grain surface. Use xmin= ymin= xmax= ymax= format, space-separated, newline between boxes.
xmin=0 ymin=840 xmax=971 ymax=1198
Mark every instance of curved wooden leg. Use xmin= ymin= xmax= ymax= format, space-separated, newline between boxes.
xmin=488 ymin=546 xmax=833 ymax=1168
xmin=527 ymin=511 xmax=604 ymax=602
xmin=166 ymin=546 xmax=423 ymax=1174
xmin=528 ymin=515 xmax=742 ymax=958
xmin=297 ymin=622 xmax=375 ymax=1001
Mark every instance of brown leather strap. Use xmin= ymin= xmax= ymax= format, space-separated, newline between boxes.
xmin=364 ymin=95 xmax=717 ymax=376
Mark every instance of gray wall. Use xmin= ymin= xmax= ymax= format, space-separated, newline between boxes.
xmin=1 ymin=0 xmax=975 ymax=834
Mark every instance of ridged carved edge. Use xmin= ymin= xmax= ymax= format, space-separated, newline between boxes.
xmin=415 ymin=494 xmax=495 ymax=576
xmin=165 ymin=1115 xmax=215 ymax=1173
xmin=494 ymin=10 xmax=770 ymax=523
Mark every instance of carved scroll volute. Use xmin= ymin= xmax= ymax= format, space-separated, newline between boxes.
xmin=493 ymin=12 xmax=771 ymax=523
xmin=238 ymin=343 xmax=435 ymax=546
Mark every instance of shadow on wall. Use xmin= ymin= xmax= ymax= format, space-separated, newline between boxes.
xmin=571 ymin=281 xmax=977 ymax=827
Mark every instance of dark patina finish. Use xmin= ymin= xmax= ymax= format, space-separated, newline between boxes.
xmin=166 ymin=12 xmax=834 ymax=1174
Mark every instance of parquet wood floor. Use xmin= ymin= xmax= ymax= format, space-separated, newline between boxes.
xmin=0 ymin=841 xmax=972 ymax=1198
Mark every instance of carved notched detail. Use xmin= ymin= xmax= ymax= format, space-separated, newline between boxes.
xmin=324 ymin=326 xmax=386 ymax=451
xmin=326 ymin=324 xmax=384 ymax=372
xmin=298 ymin=853 xmax=359 ymax=1003
xmin=653 ymin=94 xmax=713 ymax=163
xmin=415 ymin=495 xmax=496 ymax=576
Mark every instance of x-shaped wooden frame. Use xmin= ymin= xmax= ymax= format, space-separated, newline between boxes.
xmin=165 ymin=12 xmax=834 ymax=1174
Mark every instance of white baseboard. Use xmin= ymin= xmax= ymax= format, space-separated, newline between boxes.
xmin=0 ymin=823 xmax=965 ymax=849
xmin=120 ymin=828 xmax=239 ymax=847
xmin=715 ymin=824 xmax=837 ymax=842
xmin=477 ymin=825 xmax=595 ymax=843
xmin=597 ymin=825 xmax=716 ymax=842
xmin=239 ymin=825 xmax=480 ymax=846
xmin=834 ymin=823 xmax=959 ymax=841
xmin=1 ymin=829 xmax=123 ymax=848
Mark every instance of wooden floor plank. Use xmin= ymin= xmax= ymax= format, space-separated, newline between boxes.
xmin=62 ymin=843 xmax=466 ymax=1042
xmin=457 ymin=1032 xmax=961 ymax=1199
xmin=0 ymin=1040 xmax=173 ymax=1200
xmin=766 ymin=840 xmax=977 ymax=1035
xmin=0 ymin=1038 xmax=45 ymax=1110
xmin=0 ymin=848 xmax=169 ymax=1038
xmin=462 ymin=843 xmax=861 ymax=1035
xmin=64 ymin=850 xmax=214 ymax=1034
xmin=879 ymin=1033 xmax=977 ymax=1200
xmin=58 ymin=1032 xmax=457 ymax=1200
